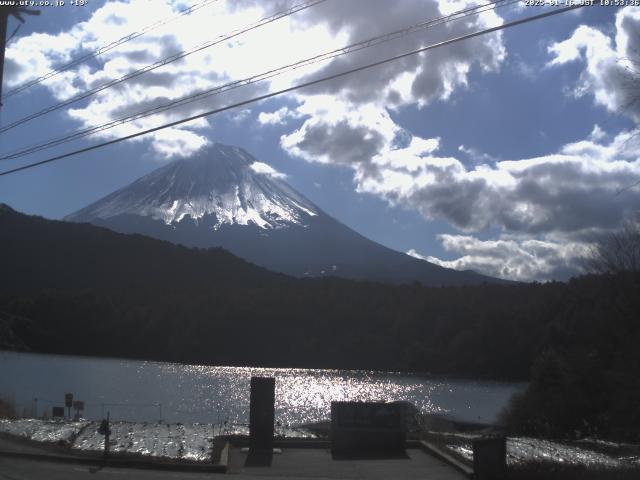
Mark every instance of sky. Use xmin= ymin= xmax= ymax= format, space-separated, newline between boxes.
xmin=0 ymin=0 xmax=638 ymax=282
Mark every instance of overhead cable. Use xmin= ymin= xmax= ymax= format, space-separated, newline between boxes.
xmin=0 ymin=0 xmax=514 ymax=160
xmin=1 ymin=0 xmax=221 ymax=100
xmin=0 ymin=4 xmax=588 ymax=177
xmin=0 ymin=0 xmax=327 ymax=134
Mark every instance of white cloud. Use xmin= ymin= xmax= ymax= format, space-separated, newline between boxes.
xmin=409 ymin=234 xmax=592 ymax=282
xmin=291 ymin=0 xmax=506 ymax=106
xmin=285 ymin=101 xmax=640 ymax=281
xmin=258 ymin=106 xmax=303 ymax=125
xmin=458 ymin=144 xmax=498 ymax=163
xmin=149 ymin=128 xmax=210 ymax=159
xmin=281 ymin=99 xmax=396 ymax=169
xmin=589 ymin=124 xmax=607 ymax=142
xmin=230 ymin=109 xmax=252 ymax=124
xmin=279 ymin=6 xmax=640 ymax=234
xmin=406 ymin=249 xmax=425 ymax=260
xmin=5 ymin=0 xmax=507 ymax=160
xmin=547 ymin=7 xmax=640 ymax=122
xmin=513 ymin=56 xmax=536 ymax=81
xmin=284 ymin=92 xmax=640 ymax=237
xmin=13 ymin=0 xmax=627 ymax=282
xmin=4 ymin=0 xmax=345 ymax=159
xmin=368 ymin=129 xmax=640 ymax=234
xmin=250 ymin=161 xmax=287 ymax=179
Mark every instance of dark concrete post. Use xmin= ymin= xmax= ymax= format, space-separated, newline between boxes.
xmin=0 ymin=7 xmax=40 ymax=107
xmin=246 ymin=376 xmax=275 ymax=466
xmin=473 ymin=435 xmax=507 ymax=480
xmin=0 ymin=9 xmax=8 ymax=104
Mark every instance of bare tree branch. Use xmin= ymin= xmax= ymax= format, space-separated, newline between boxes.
xmin=587 ymin=214 xmax=640 ymax=274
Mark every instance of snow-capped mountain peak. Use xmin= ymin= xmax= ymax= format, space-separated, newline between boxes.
xmin=66 ymin=143 xmax=317 ymax=230
xmin=66 ymin=142 xmax=501 ymax=286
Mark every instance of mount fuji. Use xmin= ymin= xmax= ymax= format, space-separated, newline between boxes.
xmin=66 ymin=143 xmax=498 ymax=286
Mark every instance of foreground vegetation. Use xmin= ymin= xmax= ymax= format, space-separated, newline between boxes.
xmin=506 ymin=462 xmax=640 ymax=480
xmin=0 ymin=397 xmax=17 ymax=418
xmin=3 ymin=276 xmax=639 ymax=442
xmin=1 ymin=205 xmax=640 ymax=442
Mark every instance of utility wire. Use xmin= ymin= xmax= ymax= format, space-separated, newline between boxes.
xmin=1 ymin=0 xmax=221 ymax=100
xmin=0 ymin=4 xmax=587 ymax=178
xmin=0 ymin=0 xmax=516 ymax=161
xmin=0 ymin=0 xmax=327 ymax=135
xmin=6 ymin=23 xmax=21 ymax=46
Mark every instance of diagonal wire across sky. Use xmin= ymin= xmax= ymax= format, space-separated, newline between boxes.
xmin=0 ymin=0 xmax=222 ymax=100
xmin=0 ymin=0 xmax=518 ymax=161
xmin=0 ymin=3 xmax=589 ymax=177
xmin=0 ymin=0 xmax=328 ymax=134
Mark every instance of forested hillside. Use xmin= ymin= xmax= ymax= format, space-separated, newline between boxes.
xmin=2 ymin=204 xmax=640 ymax=439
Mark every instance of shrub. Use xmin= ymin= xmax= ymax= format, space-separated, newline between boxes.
xmin=0 ymin=396 xmax=17 ymax=419
xmin=500 ymin=350 xmax=593 ymax=438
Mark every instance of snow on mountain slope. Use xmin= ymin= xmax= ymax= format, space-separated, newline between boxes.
xmin=66 ymin=143 xmax=317 ymax=230
xmin=66 ymin=143 xmax=504 ymax=286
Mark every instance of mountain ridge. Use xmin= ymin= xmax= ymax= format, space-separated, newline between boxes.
xmin=65 ymin=143 xmax=504 ymax=286
xmin=0 ymin=202 xmax=285 ymax=292
xmin=66 ymin=143 xmax=317 ymax=230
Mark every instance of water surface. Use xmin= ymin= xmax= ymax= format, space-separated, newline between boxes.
xmin=1 ymin=351 xmax=523 ymax=425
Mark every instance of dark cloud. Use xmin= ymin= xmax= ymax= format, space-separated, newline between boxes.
xmin=409 ymin=175 xmax=489 ymax=230
xmin=339 ymin=129 xmax=640 ymax=239
xmin=292 ymin=0 xmax=504 ymax=105
xmin=121 ymin=49 xmax=157 ymax=64
xmin=294 ymin=120 xmax=385 ymax=168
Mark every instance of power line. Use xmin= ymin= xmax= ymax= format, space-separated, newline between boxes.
xmin=0 ymin=0 xmax=512 ymax=159
xmin=0 ymin=0 xmax=327 ymax=134
xmin=1 ymin=0 xmax=221 ymax=100
xmin=0 ymin=4 xmax=587 ymax=178
xmin=6 ymin=23 xmax=21 ymax=45
xmin=0 ymin=0 xmax=516 ymax=161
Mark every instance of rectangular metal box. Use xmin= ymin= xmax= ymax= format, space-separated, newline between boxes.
xmin=331 ymin=401 xmax=405 ymax=456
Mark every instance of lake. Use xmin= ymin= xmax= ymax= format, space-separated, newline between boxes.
xmin=1 ymin=351 xmax=524 ymax=426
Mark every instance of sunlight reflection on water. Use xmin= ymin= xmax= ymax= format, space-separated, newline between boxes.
xmin=2 ymin=351 xmax=523 ymax=425
xmin=150 ymin=363 xmax=517 ymax=426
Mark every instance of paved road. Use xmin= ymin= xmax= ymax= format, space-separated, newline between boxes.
xmin=0 ymin=457 xmax=220 ymax=480
xmin=228 ymin=447 xmax=469 ymax=479
xmin=1 ymin=450 xmax=469 ymax=480
xmin=0 ymin=433 xmax=468 ymax=480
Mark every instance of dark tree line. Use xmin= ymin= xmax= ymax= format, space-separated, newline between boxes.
xmin=2 ymin=272 xmax=638 ymax=381
xmin=2 ymin=204 xmax=640 ymax=440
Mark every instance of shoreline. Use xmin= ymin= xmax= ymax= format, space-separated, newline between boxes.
xmin=0 ymin=348 xmax=530 ymax=384
xmin=1 ymin=417 xmax=639 ymax=472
